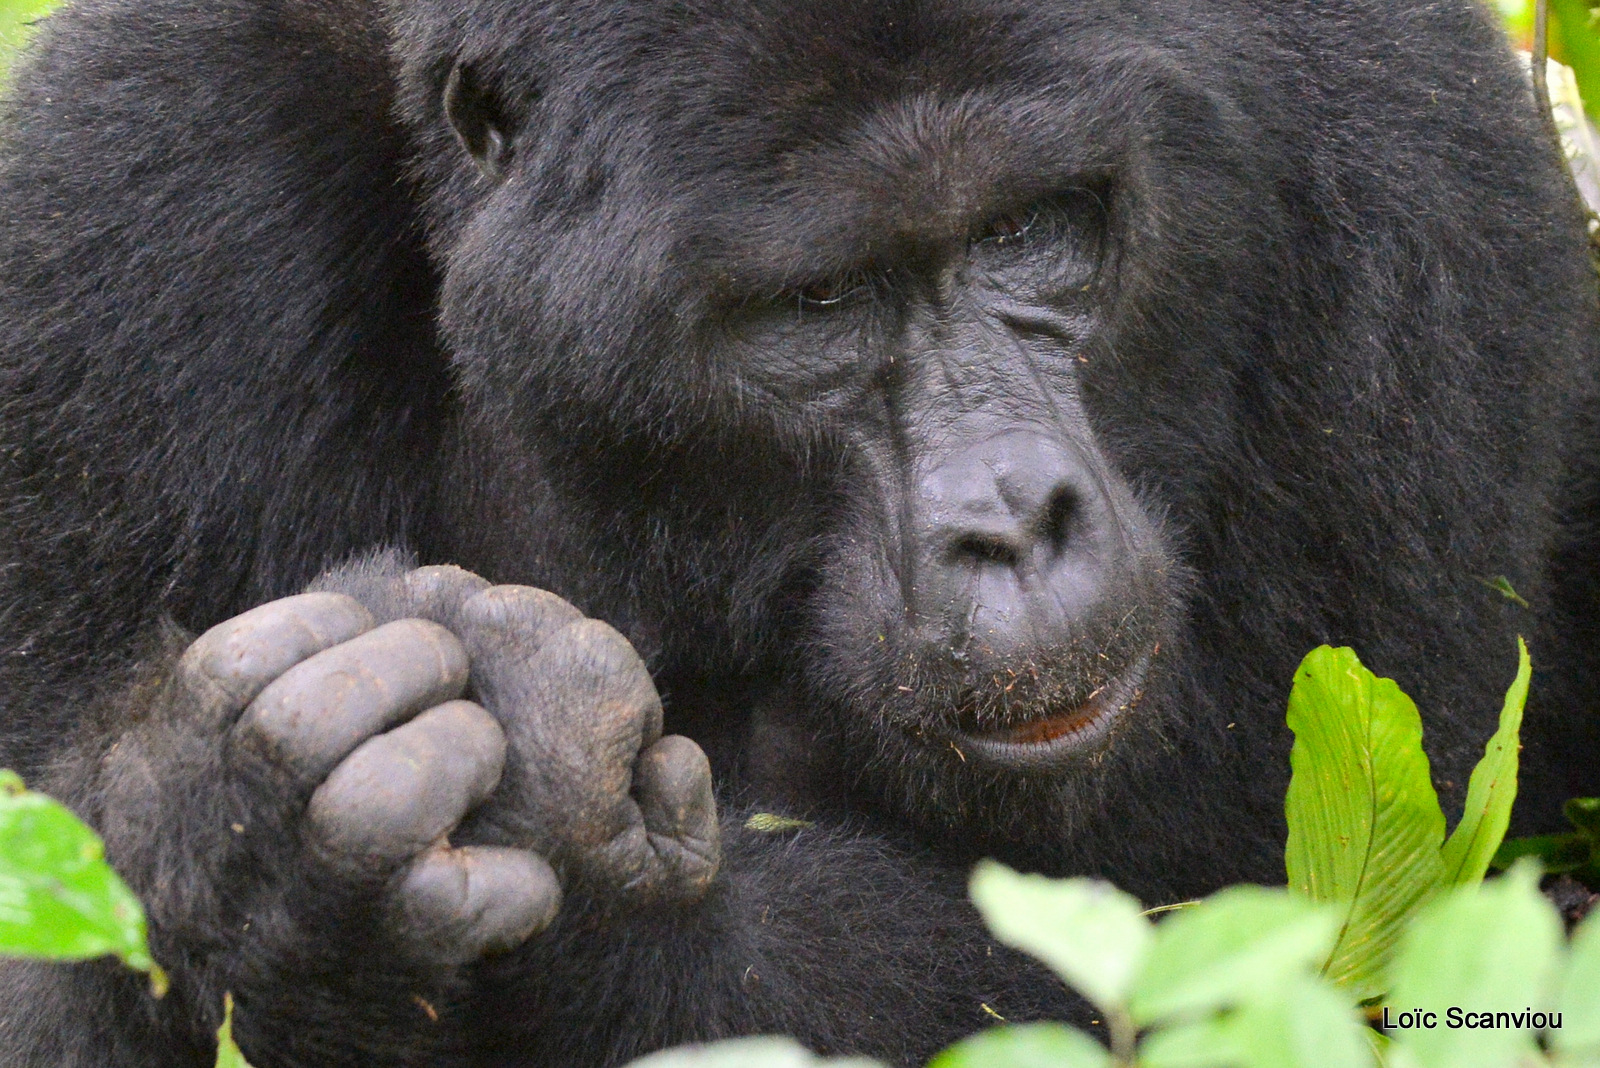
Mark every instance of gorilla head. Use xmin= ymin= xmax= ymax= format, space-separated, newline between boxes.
xmin=2 ymin=0 xmax=1596 ymax=1062
xmin=368 ymin=0 xmax=1493 ymax=876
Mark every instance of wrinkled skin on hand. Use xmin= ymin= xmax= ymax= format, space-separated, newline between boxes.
xmin=192 ymin=563 xmax=720 ymax=965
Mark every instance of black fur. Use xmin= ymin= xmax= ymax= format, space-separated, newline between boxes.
xmin=1 ymin=0 xmax=1598 ymax=1065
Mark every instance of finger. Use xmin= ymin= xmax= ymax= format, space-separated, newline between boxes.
xmin=394 ymin=845 xmax=562 ymax=964
xmin=177 ymin=593 xmax=375 ymax=727
xmin=236 ymin=619 xmax=469 ymax=784
xmin=456 ymin=584 xmax=585 ymax=684
xmin=401 ymin=565 xmax=493 ymax=630
xmin=470 ymin=619 xmax=664 ymax=858
xmin=633 ymin=734 xmax=720 ymax=899
xmin=308 ymin=700 xmax=505 ymax=863
xmin=306 ymin=560 xmax=491 ymax=628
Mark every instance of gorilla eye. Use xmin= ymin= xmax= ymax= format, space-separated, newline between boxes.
xmin=796 ymin=269 xmax=878 ymax=310
xmin=973 ymin=189 xmax=1109 ymax=255
xmin=444 ymin=62 xmax=518 ymax=183
xmin=979 ymin=208 xmax=1040 ymax=248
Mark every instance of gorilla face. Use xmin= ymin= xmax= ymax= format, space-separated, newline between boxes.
xmin=411 ymin=0 xmax=1256 ymax=851
xmin=782 ymin=192 xmax=1181 ymax=813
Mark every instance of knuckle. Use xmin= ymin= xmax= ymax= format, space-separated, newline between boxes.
xmin=396 ymin=846 xmax=562 ymax=961
xmin=361 ymin=618 xmax=473 ymax=686
xmin=242 ymin=619 xmax=470 ymax=750
xmin=459 ymin=584 xmax=585 ymax=653
xmin=400 ymin=565 xmax=492 ymax=625
xmin=308 ymin=701 xmax=505 ymax=859
xmin=179 ymin=593 xmax=374 ymax=710
xmin=533 ymin=620 xmax=661 ymax=725
xmin=408 ymin=700 xmax=507 ymax=800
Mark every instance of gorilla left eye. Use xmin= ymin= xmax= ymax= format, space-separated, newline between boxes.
xmin=979 ymin=209 xmax=1040 ymax=248
xmin=796 ymin=271 xmax=876 ymax=309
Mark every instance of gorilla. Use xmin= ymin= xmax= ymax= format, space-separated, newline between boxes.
xmin=0 ymin=0 xmax=1597 ymax=1064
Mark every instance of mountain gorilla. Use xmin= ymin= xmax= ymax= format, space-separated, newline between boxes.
xmin=1 ymin=0 xmax=1598 ymax=1064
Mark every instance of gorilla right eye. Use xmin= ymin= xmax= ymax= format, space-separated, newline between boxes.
xmin=978 ymin=207 xmax=1040 ymax=248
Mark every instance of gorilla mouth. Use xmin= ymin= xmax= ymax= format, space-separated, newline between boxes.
xmin=950 ymin=652 xmax=1151 ymax=768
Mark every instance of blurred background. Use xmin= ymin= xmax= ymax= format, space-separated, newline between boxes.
xmin=0 ymin=0 xmax=51 ymax=74
xmin=1501 ymin=0 xmax=1600 ymax=116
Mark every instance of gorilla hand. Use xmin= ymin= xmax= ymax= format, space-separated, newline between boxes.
xmin=299 ymin=561 xmax=719 ymax=910
xmin=183 ymin=588 xmax=560 ymax=966
xmin=85 ymin=558 xmax=720 ymax=1064
xmin=443 ymin=582 xmax=721 ymax=903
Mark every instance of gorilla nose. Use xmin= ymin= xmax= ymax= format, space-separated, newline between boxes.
xmin=913 ymin=431 xmax=1121 ymax=661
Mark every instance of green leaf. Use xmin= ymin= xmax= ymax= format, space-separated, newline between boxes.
xmin=1284 ymin=646 xmax=1446 ymax=999
xmin=969 ymin=861 xmax=1150 ymax=1013
xmin=623 ymin=1037 xmax=883 ymax=1067
xmin=1477 ymin=575 xmax=1530 ymax=609
xmin=1138 ymin=975 xmax=1369 ymax=1068
xmin=1384 ymin=861 xmax=1561 ymax=1068
xmin=1440 ymin=638 xmax=1529 ymax=885
xmin=1553 ymin=0 xmax=1600 ymax=124
xmin=0 ymin=770 xmax=165 ymax=991
xmin=215 ymin=994 xmax=256 ymax=1068
xmin=1555 ymin=903 xmax=1600 ymax=1056
xmin=926 ymin=1023 xmax=1109 ymax=1068
xmin=1565 ymin=797 xmax=1600 ymax=839
xmin=1492 ymin=832 xmax=1590 ymax=873
xmin=1128 ymin=886 xmax=1338 ymax=1027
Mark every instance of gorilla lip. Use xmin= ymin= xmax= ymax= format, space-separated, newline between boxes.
xmin=951 ymin=653 xmax=1150 ymax=766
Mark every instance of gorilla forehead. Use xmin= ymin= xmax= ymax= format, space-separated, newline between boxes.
xmin=411 ymin=0 xmax=1235 ymax=282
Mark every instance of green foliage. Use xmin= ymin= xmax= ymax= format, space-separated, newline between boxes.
xmin=1497 ymin=796 xmax=1600 ymax=883
xmin=1283 ymin=646 xmax=1448 ymax=999
xmin=1556 ymin=903 xmax=1600 ymax=1058
xmin=215 ymin=994 xmax=256 ymax=1068
xmin=947 ymin=870 xmax=1370 ymax=1068
xmin=1386 ymin=861 xmax=1561 ymax=1068
xmin=928 ymin=1023 xmax=1109 ymax=1068
xmin=0 ymin=770 xmax=164 ymax=991
xmin=1440 ymin=640 xmax=1530 ymax=885
xmin=743 ymin=813 xmax=817 ymax=833
xmin=970 ymin=865 xmax=1150 ymax=1017
xmin=624 ymin=1037 xmax=883 ymax=1067
xmin=1125 ymin=886 xmax=1339 ymax=1026
xmin=0 ymin=0 xmax=57 ymax=73
xmin=905 ymin=643 xmax=1561 ymax=1068
xmin=1551 ymin=0 xmax=1600 ymax=123
xmin=1283 ymin=641 xmax=1531 ymax=1001
xmin=1499 ymin=0 xmax=1600 ymax=121
xmin=0 ymin=770 xmax=257 ymax=1066
xmin=1137 ymin=975 xmax=1368 ymax=1068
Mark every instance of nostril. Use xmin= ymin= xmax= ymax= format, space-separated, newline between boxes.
xmin=950 ymin=533 xmax=1022 ymax=569
xmin=1039 ymin=486 xmax=1078 ymax=556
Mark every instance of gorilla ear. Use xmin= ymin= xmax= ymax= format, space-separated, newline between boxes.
xmin=444 ymin=62 xmax=517 ymax=184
